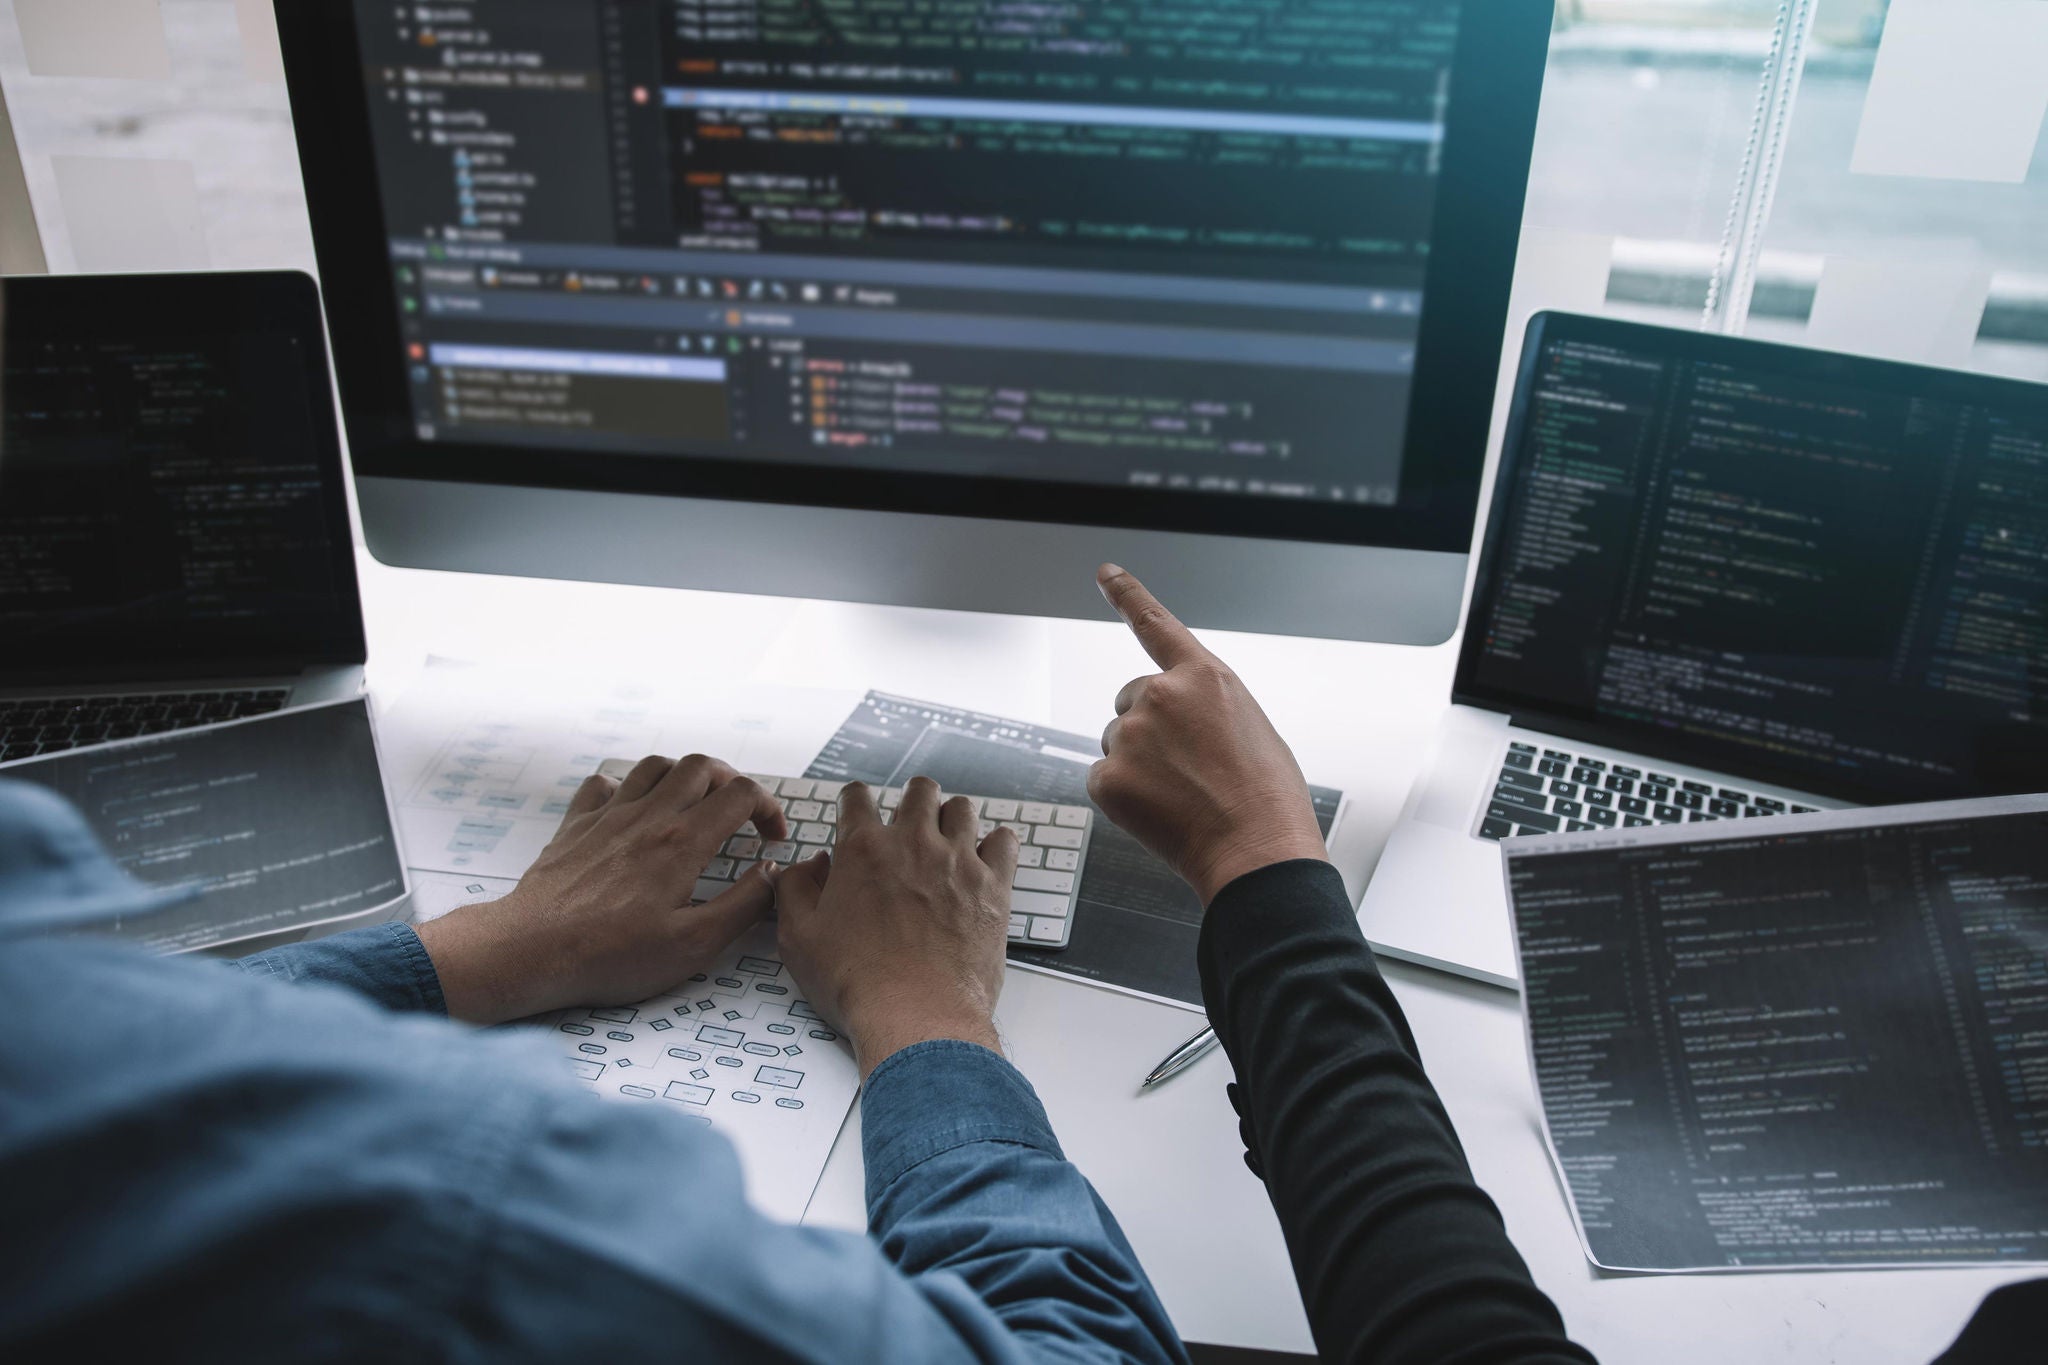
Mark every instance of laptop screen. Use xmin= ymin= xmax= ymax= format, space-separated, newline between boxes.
xmin=0 ymin=273 xmax=364 ymax=683
xmin=1456 ymin=314 xmax=2048 ymax=805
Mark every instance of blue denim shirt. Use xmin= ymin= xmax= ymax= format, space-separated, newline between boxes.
xmin=0 ymin=781 xmax=1186 ymax=1363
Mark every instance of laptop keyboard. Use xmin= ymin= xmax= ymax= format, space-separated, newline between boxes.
xmin=0 ymin=689 xmax=289 ymax=764
xmin=1480 ymin=742 xmax=1819 ymax=841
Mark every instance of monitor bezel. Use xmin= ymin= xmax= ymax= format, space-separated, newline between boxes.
xmin=276 ymin=0 xmax=1552 ymax=555
xmin=1455 ymin=310 xmax=2048 ymax=806
xmin=0 ymin=269 xmax=367 ymax=686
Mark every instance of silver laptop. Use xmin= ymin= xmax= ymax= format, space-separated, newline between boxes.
xmin=0 ymin=271 xmax=365 ymax=761
xmin=1361 ymin=312 xmax=2048 ymax=988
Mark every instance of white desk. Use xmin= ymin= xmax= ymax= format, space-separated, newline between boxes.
xmin=359 ymin=551 xmax=2031 ymax=1361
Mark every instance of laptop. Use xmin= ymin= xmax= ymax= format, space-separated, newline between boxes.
xmin=0 ymin=272 xmax=365 ymax=763
xmin=1360 ymin=311 xmax=2048 ymax=988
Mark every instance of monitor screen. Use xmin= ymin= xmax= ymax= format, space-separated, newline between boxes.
xmin=283 ymin=1 xmax=1545 ymax=550
xmin=1460 ymin=315 xmax=2048 ymax=805
xmin=0 ymin=274 xmax=364 ymax=682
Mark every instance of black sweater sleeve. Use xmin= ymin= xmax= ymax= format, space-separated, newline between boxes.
xmin=1196 ymin=859 xmax=1594 ymax=1365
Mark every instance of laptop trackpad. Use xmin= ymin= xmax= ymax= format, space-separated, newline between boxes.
xmin=1359 ymin=822 xmax=1518 ymax=988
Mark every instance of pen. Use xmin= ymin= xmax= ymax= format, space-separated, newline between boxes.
xmin=1141 ymin=1025 xmax=1220 ymax=1091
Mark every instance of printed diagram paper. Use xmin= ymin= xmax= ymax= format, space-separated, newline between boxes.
xmin=516 ymin=923 xmax=860 ymax=1225
xmin=380 ymin=661 xmax=860 ymax=880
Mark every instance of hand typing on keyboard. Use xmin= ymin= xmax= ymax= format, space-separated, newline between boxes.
xmin=773 ymin=778 xmax=1016 ymax=1080
xmin=414 ymin=755 xmax=790 ymax=1025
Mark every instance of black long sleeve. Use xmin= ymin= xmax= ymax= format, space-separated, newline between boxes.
xmin=1196 ymin=859 xmax=1593 ymax=1365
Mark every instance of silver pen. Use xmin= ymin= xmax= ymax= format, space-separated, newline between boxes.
xmin=1140 ymin=1025 xmax=1221 ymax=1091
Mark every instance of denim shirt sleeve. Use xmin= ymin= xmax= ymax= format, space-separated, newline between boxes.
xmin=227 ymin=922 xmax=448 ymax=1016
xmin=862 ymin=1040 xmax=1190 ymax=1365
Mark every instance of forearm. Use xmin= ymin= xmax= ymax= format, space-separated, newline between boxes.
xmin=863 ymin=1041 xmax=1189 ymax=1365
xmin=1199 ymin=861 xmax=1591 ymax=1365
xmin=228 ymin=921 xmax=447 ymax=1015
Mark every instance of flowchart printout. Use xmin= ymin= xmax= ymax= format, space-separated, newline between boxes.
xmin=1507 ymin=796 xmax=2048 ymax=1272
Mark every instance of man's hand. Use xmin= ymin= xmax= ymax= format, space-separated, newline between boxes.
xmin=1090 ymin=564 xmax=1330 ymax=906
xmin=415 ymin=755 xmax=789 ymax=1025
xmin=774 ymin=778 xmax=1018 ymax=1080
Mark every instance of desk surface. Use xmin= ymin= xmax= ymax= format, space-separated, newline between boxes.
xmin=358 ymin=551 xmax=2031 ymax=1361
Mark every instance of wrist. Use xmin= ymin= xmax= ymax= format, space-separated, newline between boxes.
xmin=1188 ymin=828 xmax=1330 ymax=907
xmin=847 ymin=1005 xmax=1002 ymax=1081
xmin=414 ymin=895 xmax=560 ymax=1025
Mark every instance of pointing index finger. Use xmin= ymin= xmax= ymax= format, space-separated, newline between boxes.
xmin=1097 ymin=563 xmax=1213 ymax=671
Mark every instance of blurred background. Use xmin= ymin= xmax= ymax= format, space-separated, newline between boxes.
xmin=2 ymin=0 xmax=2042 ymax=383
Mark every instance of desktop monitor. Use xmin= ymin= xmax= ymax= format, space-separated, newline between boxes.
xmin=277 ymin=0 xmax=1551 ymax=642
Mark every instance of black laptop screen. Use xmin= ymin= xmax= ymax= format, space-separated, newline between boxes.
xmin=0 ymin=274 xmax=364 ymax=682
xmin=1457 ymin=315 xmax=2048 ymax=805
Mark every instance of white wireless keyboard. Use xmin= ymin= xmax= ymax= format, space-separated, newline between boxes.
xmin=597 ymin=764 xmax=1093 ymax=950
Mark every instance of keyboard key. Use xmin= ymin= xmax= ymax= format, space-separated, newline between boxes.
xmin=702 ymin=858 xmax=735 ymax=880
xmin=1578 ymin=759 xmax=1607 ymax=773
xmin=1019 ymin=802 xmax=1056 ymax=825
xmin=1742 ymin=807 xmax=1769 ymax=818
xmin=1612 ymin=765 xmax=1642 ymax=779
xmin=1543 ymin=749 xmax=1571 ymax=761
xmin=1791 ymin=805 xmax=1818 ymax=814
xmin=796 ymin=822 xmax=833 ymax=845
xmin=1515 ymin=826 xmax=1550 ymax=838
xmin=1009 ymin=914 xmax=1030 ymax=939
xmin=1624 ymin=816 xmax=1652 ymax=827
xmin=1549 ymin=780 xmax=1579 ymax=799
xmin=1605 ymin=774 xmax=1635 ymax=794
xmin=1647 ymin=773 xmax=1677 ymax=787
xmin=1708 ymin=799 xmax=1741 ymax=817
xmin=1489 ymin=803 xmax=1559 ymax=832
xmin=1619 ymin=796 xmax=1648 ymax=815
xmin=1717 ymin=789 xmax=1749 ymax=803
xmin=1689 ymin=812 xmax=1717 ymax=822
xmin=1584 ymin=789 xmax=1613 ymax=808
xmin=1571 ymin=767 xmax=1600 ymax=786
xmin=1016 ymin=846 xmax=1043 ymax=867
xmin=1012 ymin=889 xmax=1070 ymax=919
xmin=1640 ymin=784 xmax=1669 ymax=803
xmin=1752 ymin=797 xmax=1786 ymax=812
xmin=1014 ymin=868 xmax=1076 ymax=895
xmin=1566 ymin=820 xmax=1595 ymax=832
xmin=1682 ymin=780 xmax=1712 ymax=795
xmin=780 ymin=779 xmax=816 ymax=800
xmin=1674 ymin=790 xmax=1704 ymax=810
xmin=1499 ymin=769 xmax=1543 ymax=792
xmin=1508 ymin=742 xmax=1537 ymax=755
xmin=1553 ymin=799 xmax=1584 ymax=820
xmin=1504 ymin=751 xmax=1534 ymax=771
xmin=1032 ymin=826 xmax=1084 ymax=849
xmin=1654 ymin=804 xmax=1682 ymax=821
xmin=786 ymin=800 xmax=824 ymax=822
xmin=983 ymin=798 xmax=1019 ymax=820
xmin=1054 ymin=806 xmax=1090 ymax=828
xmin=1490 ymin=787 xmax=1552 ymax=817
xmin=1479 ymin=817 xmax=1514 ymax=840
xmin=1538 ymin=760 xmax=1567 ymax=778
xmin=1588 ymin=807 xmax=1618 ymax=826
xmin=1046 ymin=849 xmax=1080 ymax=871
xmin=1028 ymin=918 xmax=1066 ymax=943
